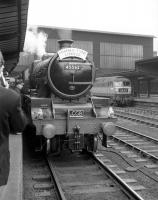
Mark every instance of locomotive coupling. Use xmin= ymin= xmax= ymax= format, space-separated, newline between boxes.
xmin=42 ymin=124 xmax=56 ymax=139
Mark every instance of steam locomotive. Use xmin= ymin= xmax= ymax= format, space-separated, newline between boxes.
xmin=23 ymin=40 xmax=116 ymax=154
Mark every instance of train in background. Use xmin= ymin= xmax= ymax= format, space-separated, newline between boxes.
xmin=22 ymin=39 xmax=116 ymax=154
xmin=90 ymin=76 xmax=134 ymax=106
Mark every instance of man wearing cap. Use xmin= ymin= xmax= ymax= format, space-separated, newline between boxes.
xmin=0 ymin=50 xmax=26 ymax=197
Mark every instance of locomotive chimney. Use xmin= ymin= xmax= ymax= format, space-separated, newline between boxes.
xmin=58 ymin=39 xmax=74 ymax=49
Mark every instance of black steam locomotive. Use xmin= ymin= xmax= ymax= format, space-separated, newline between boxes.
xmin=23 ymin=40 xmax=116 ymax=154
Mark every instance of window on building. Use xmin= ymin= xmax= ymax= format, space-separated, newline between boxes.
xmin=100 ymin=42 xmax=143 ymax=71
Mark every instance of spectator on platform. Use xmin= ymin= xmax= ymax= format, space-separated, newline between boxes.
xmin=21 ymin=80 xmax=30 ymax=95
xmin=14 ymin=82 xmax=24 ymax=94
xmin=0 ymin=51 xmax=9 ymax=89
xmin=0 ymin=49 xmax=4 ymax=66
xmin=0 ymin=50 xmax=27 ymax=197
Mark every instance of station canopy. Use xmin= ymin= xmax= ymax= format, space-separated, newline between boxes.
xmin=0 ymin=0 xmax=29 ymax=73
xmin=135 ymin=56 xmax=158 ymax=78
xmin=102 ymin=56 xmax=158 ymax=80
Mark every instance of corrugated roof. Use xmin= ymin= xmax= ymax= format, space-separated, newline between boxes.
xmin=37 ymin=25 xmax=155 ymax=38
xmin=97 ymin=69 xmax=156 ymax=79
xmin=135 ymin=56 xmax=158 ymax=65
xmin=0 ymin=0 xmax=29 ymax=72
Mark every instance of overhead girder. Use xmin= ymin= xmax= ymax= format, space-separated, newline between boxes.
xmin=0 ymin=0 xmax=29 ymax=72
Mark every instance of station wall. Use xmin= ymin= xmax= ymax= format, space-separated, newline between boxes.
xmin=37 ymin=26 xmax=154 ymax=77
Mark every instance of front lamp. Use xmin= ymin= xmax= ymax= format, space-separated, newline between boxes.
xmin=101 ymin=122 xmax=116 ymax=136
xmin=42 ymin=124 xmax=56 ymax=139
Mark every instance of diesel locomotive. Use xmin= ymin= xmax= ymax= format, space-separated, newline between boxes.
xmin=23 ymin=40 xmax=116 ymax=154
xmin=91 ymin=76 xmax=134 ymax=106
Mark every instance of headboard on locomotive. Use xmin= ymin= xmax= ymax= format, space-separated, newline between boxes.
xmin=29 ymin=39 xmax=96 ymax=101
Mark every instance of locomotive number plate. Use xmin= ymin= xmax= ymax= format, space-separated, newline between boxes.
xmin=69 ymin=110 xmax=84 ymax=118
xmin=119 ymin=88 xmax=128 ymax=92
xmin=64 ymin=63 xmax=82 ymax=71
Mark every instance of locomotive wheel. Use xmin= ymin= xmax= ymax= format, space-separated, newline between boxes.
xmin=50 ymin=136 xmax=61 ymax=155
xmin=46 ymin=139 xmax=51 ymax=154
xmin=43 ymin=137 xmax=61 ymax=155
xmin=23 ymin=123 xmax=37 ymax=154
xmin=87 ymin=135 xmax=98 ymax=152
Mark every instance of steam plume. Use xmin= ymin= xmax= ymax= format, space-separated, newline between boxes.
xmin=24 ymin=27 xmax=48 ymax=58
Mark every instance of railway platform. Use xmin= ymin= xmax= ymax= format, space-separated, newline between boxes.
xmin=134 ymin=96 xmax=158 ymax=105
xmin=0 ymin=134 xmax=23 ymax=200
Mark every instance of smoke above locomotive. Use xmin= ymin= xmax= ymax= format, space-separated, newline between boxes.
xmin=24 ymin=27 xmax=48 ymax=58
xmin=29 ymin=39 xmax=96 ymax=100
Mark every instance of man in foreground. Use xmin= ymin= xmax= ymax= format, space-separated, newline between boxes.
xmin=0 ymin=51 xmax=27 ymax=197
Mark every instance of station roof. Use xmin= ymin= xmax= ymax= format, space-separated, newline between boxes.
xmin=109 ymin=70 xmax=156 ymax=79
xmin=102 ymin=56 xmax=158 ymax=79
xmin=37 ymin=25 xmax=155 ymax=38
xmin=135 ymin=56 xmax=158 ymax=77
xmin=0 ymin=0 xmax=29 ymax=73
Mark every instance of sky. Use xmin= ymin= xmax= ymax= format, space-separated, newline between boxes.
xmin=27 ymin=0 xmax=158 ymax=53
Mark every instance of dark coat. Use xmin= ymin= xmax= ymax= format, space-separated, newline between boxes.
xmin=0 ymin=86 xmax=26 ymax=186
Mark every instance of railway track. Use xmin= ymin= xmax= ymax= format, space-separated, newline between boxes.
xmin=24 ymin=149 xmax=149 ymax=200
xmin=47 ymin=151 xmax=144 ymax=200
xmin=134 ymin=106 xmax=158 ymax=116
xmin=105 ymin=125 xmax=158 ymax=183
xmin=23 ymin=155 xmax=59 ymax=200
xmin=23 ymin=119 xmax=158 ymax=200
xmin=115 ymin=106 xmax=158 ymax=117
xmin=109 ymin=125 xmax=158 ymax=161
xmin=114 ymin=107 xmax=158 ymax=127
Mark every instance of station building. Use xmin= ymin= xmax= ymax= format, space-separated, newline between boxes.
xmin=36 ymin=26 xmax=154 ymax=75
xmin=15 ymin=26 xmax=157 ymax=97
